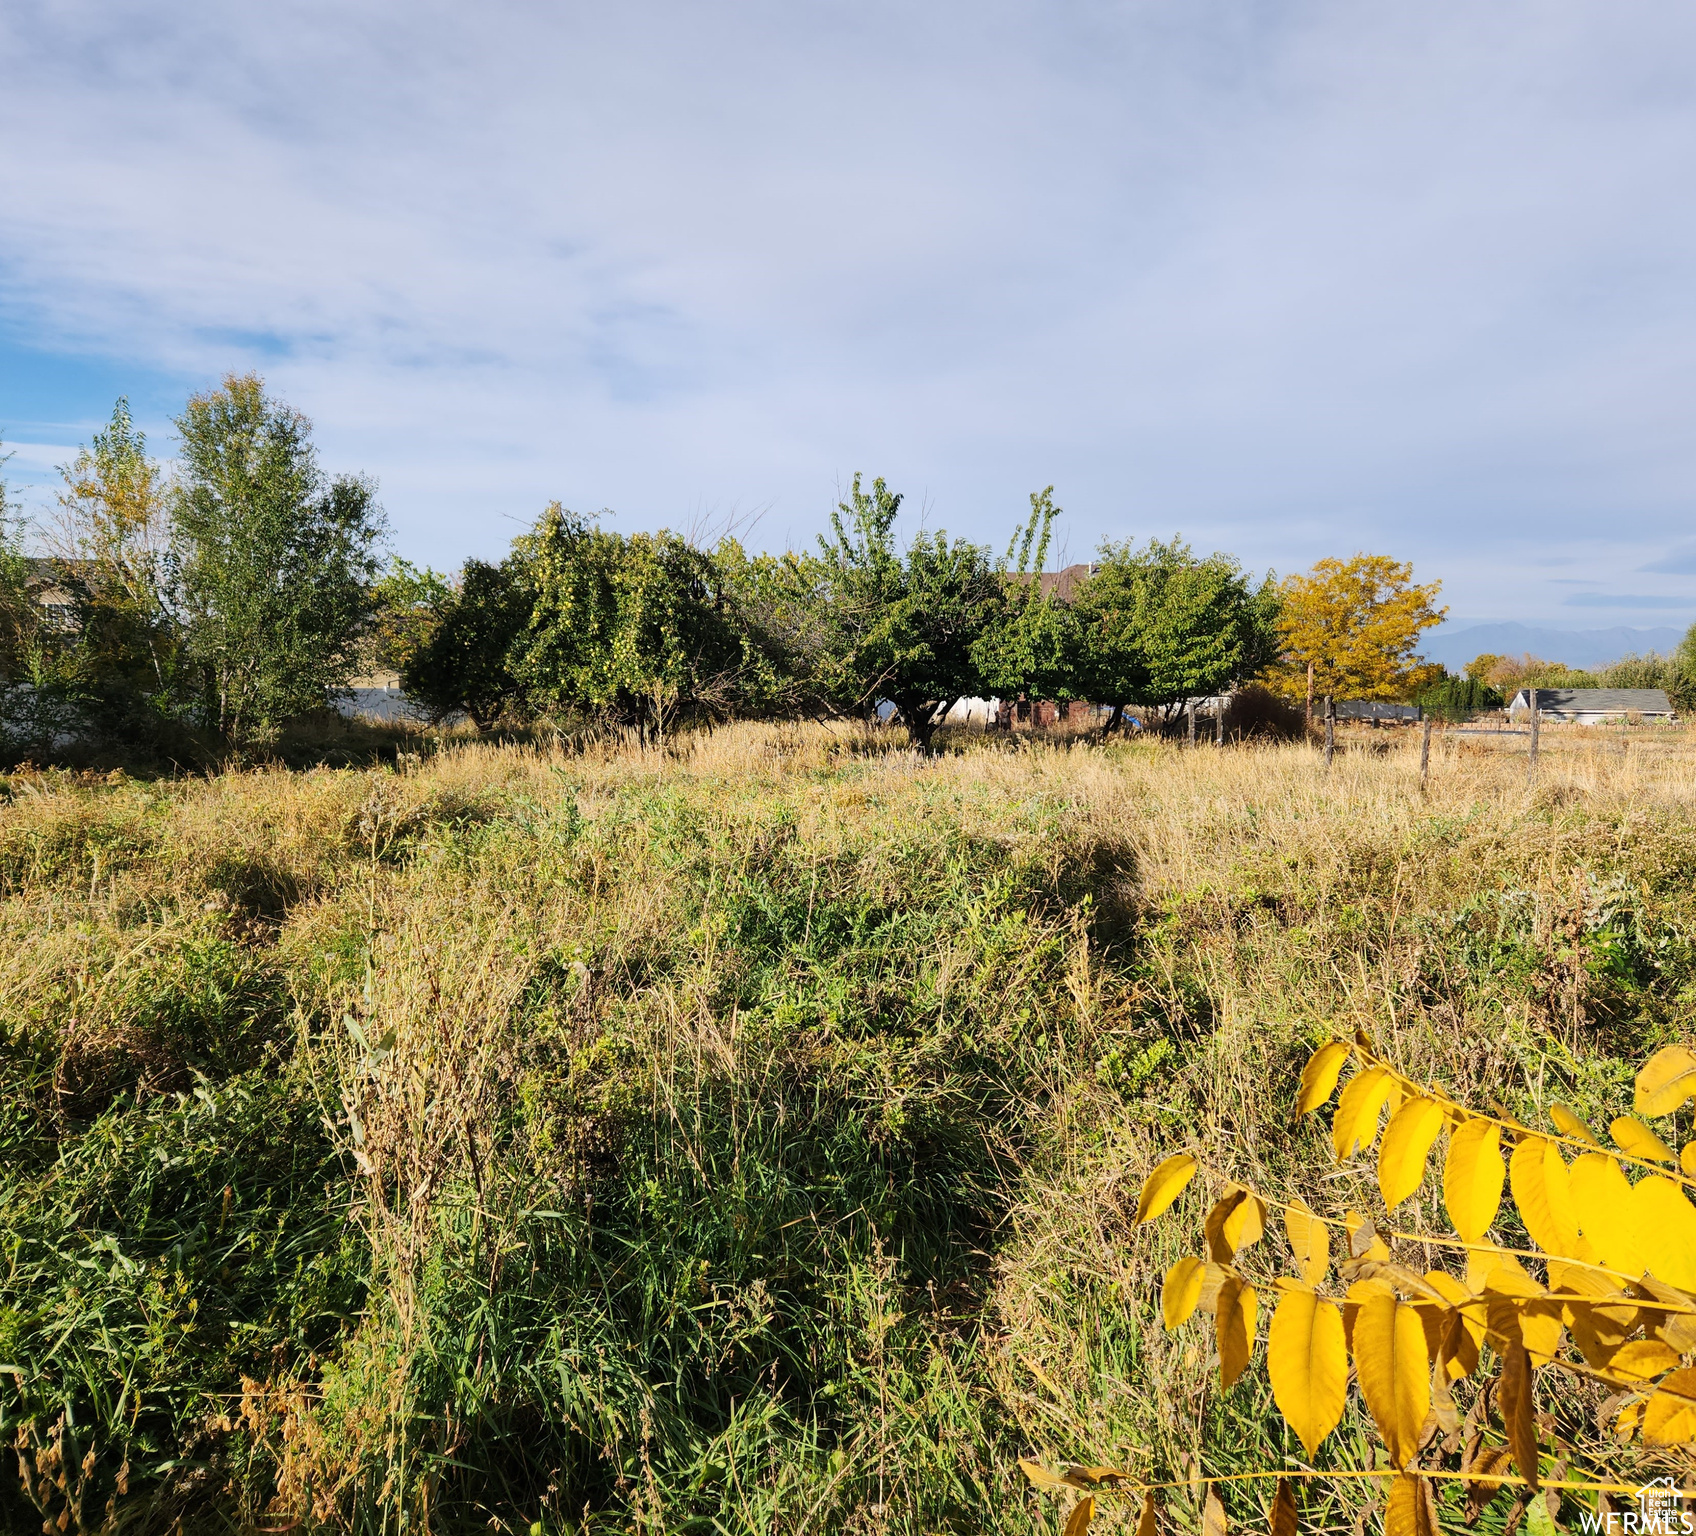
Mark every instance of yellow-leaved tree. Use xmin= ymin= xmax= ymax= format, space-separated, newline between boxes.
xmin=1020 ymin=1038 xmax=1696 ymax=1534
xmin=1272 ymin=555 xmax=1445 ymax=715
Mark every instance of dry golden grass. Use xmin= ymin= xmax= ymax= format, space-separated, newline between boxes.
xmin=3 ymin=721 xmax=1693 ymax=1531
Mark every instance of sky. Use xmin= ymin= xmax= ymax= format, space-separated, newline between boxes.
xmin=2 ymin=0 xmax=1694 ymax=633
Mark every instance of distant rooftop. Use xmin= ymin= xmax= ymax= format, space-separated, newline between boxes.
xmin=1507 ymin=687 xmax=1674 ymax=716
xmin=1007 ymin=563 xmax=1096 ymax=602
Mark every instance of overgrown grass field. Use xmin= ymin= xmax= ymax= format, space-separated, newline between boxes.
xmin=4 ymin=724 xmax=1694 ymax=1532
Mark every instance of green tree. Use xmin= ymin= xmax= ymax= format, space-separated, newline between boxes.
xmin=972 ymin=487 xmax=1082 ymax=708
xmin=1597 ymin=651 xmax=1679 ymax=692
xmin=401 ymin=552 xmax=535 ymax=730
xmin=515 ymin=505 xmax=748 ymax=744
xmin=170 ymin=375 xmax=386 ymax=743
xmin=809 ymin=474 xmax=1000 ymax=751
xmin=1417 ymin=672 xmax=1502 ymax=721
xmin=368 ymin=558 xmax=454 ymax=679
xmin=1670 ymin=625 xmax=1696 ymax=714
xmin=706 ymin=538 xmax=829 ymax=718
xmin=1073 ymin=538 xmax=1280 ymax=731
xmin=49 ymin=399 xmax=181 ymax=732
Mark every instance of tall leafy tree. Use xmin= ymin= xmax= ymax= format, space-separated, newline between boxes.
xmin=1274 ymin=554 xmax=1444 ymax=708
xmin=368 ymin=558 xmax=454 ymax=680
xmin=1073 ymin=538 xmax=1280 ymax=731
xmin=706 ymin=538 xmax=831 ymax=718
xmin=515 ymin=504 xmax=747 ymax=743
xmin=49 ymin=398 xmax=180 ymax=726
xmin=1670 ymin=624 xmax=1696 ymax=715
xmin=972 ymin=487 xmax=1082 ymax=707
xmin=402 ymin=552 xmax=535 ymax=730
xmin=170 ymin=374 xmax=387 ymax=743
xmin=810 ymin=474 xmax=1000 ymax=751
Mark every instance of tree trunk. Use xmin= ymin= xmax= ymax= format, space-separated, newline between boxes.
xmin=897 ymin=695 xmax=950 ymax=752
xmin=1105 ymin=702 xmax=1125 ymax=735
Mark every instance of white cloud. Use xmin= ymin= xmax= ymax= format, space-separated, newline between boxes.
xmin=2 ymin=0 xmax=1695 ymax=623
xmin=2 ymin=442 xmax=78 ymax=472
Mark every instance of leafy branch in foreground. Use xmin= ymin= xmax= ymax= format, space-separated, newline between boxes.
xmin=1021 ymin=1038 xmax=1696 ymax=1532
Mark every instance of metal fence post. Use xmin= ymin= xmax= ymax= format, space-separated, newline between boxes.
xmin=1419 ymin=718 xmax=1432 ymax=793
xmin=1216 ymin=695 xmax=1225 ymax=746
xmin=1324 ymin=695 xmax=1335 ymax=768
xmin=1528 ymin=688 xmax=1540 ymax=781
xmin=1188 ymin=698 xmax=1196 ymax=747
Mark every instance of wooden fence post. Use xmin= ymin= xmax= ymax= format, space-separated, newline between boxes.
xmin=1216 ymin=694 xmax=1225 ymax=746
xmin=1324 ymin=696 xmax=1335 ymax=768
xmin=1419 ymin=717 xmax=1432 ymax=793
xmin=1528 ymin=688 xmax=1540 ymax=781
xmin=1188 ymin=698 xmax=1197 ymax=747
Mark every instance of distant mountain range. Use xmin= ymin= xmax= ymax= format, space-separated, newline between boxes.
xmin=1421 ymin=622 xmax=1685 ymax=671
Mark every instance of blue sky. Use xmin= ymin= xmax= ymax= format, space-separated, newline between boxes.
xmin=2 ymin=0 xmax=1694 ymax=632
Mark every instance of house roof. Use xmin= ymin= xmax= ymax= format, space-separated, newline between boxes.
xmin=1510 ymin=687 xmax=1673 ymax=712
xmin=1007 ymin=563 xmax=1096 ymax=602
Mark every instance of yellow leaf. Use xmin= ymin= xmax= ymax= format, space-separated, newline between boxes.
xmin=1422 ymin=1271 xmax=1484 ymax=1376
xmin=1609 ymin=1340 xmax=1681 ymax=1381
xmin=1284 ymin=1197 xmax=1329 ymax=1287
xmin=1222 ymin=1190 xmax=1266 ymax=1254
xmin=1617 ymin=1399 xmax=1643 ymax=1440
xmin=1428 ymin=1309 xmax=1467 ymax=1402
xmin=1643 ymin=1366 xmax=1696 ymax=1446
xmin=1270 ymin=1480 xmax=1297 ymax=1536
xmin=1443 ymin=1119 xmax=1504 ymax=1244
xmin=1342 ymin=1274 xmax=1393 ymax=1352
xmin=1611 ymin=1116 xmax=1676 ymax=1165
xmin=1205 ymin=1192 xmax=1241 ymax=1262
xmin=1203 ymin=1486 xmax=1227 ymax=1536
xmin=1480 ymin=1260 xmax=1542 ymax=1299
xmin=1640 ymin=1275 xmax=1696 ymax=1353
xmin=1637 ymin=1045 xmax=1696 ymax=1119
xmin=1297 ymin=1040 xmax=1352 ymax=1115
xmin=1352 ymin=1291 xmax=1430 ymax=1468
xmin=1162 ymin=1256 xmax=1206 ymax=1330
xmin=1549 ymin=1258 xmax=1639 ymax=1365
xmin=1137 ymin=1492 xmax=1157 ymax=1536
xmin=1215 ymin=1278 xmax=1258 ymax=1388
xmin=1136 ymin=1154 xmax=1198 ymax=1224
xmin=1570 ymin=1153 xmax=1647 ymax=1279
xmin=1205 ymin=1189 xmax=1264 ymax=1262
xmin=1344 ymin=1209 xmax=1390 ymax=1263
xmin=1063 ymin=1466 xmax=1132 ymax=1488
xmin=1499 ymin=1341 xmax=1538 ymax=1491
xmin=1549 ymin=1102 xmax=1599 ymax=1145
xmin=1520 ymin=1302 xmax=1564 ymax=1367
xmin=1682 ymin=1141 xmax=1696 ymax=1178
xmin=1267 ymin=1287 xmax=1348 ymax=1457
xmin=1064 ymin=1495 xmax=1095 ymax=1536
xmin=1385 ymin=1473 xmax=1437 ymax=1536
xmin=1631 ymin=1175 xmax=1696 ymax=1292
xmin=1508 ymin=1136 xmax=1580 ymax=1258
xmin=1421 ymin=1268 xmax=1473 ymax=1305
xmin=1333 ymin=1066 xmax=1394 ymax=1161
xmin=1378 ymin=1097 xmax=1446 ymax=1210
xmin=1477 ymin=1266 xmax=1561 ymax=1366
xmin=1019 ymin=1459 xmax=1071 ymax=1491
xmin=1196 ymin=1261 xmax=1231 ymax=1316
